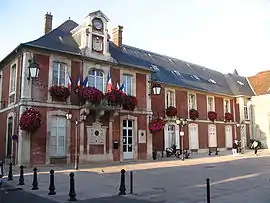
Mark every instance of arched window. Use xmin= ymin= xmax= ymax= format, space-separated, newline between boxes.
xmin=88 ymin=69 xmax=104 ymax=92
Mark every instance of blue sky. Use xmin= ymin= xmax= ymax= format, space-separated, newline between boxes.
xmin=1 ymin=0 xmax=270 ymax=76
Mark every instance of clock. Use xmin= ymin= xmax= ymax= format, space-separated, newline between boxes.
xmin=93 ymin=18 xmax=103 ymax=30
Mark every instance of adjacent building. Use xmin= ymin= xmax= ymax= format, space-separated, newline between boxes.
xmin=0 ymin=10 xmax=255 ymax=166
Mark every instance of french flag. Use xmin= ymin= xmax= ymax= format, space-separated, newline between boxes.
xmin=67 ymin=72 xmax=72 ymax=89
xmin=76 ymin=76 xmax=81 ymax=86
xmin=116 ymin=82 xmax=120 ymax=90
xmin=82 ymin=77 xmax=89 ymax=87
xmin=119 ymin=81 xmax=125 ymax=93
xmin=107 ymin=70 xmax=113 ymax=92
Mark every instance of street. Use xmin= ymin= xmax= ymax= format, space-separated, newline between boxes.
xmin=2 ymin=152 xmax=270 ymax=202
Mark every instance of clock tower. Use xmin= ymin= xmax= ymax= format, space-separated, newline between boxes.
xmin=71 ymin=10 xmax=112 ymax=62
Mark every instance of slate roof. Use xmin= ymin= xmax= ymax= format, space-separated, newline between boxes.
xmin=3 ymin=19 xmax=255 ymax=97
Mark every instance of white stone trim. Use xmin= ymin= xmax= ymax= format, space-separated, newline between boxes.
xmin=146 ymin=115 xmax=152 ymax=159
xmin=8 ymin=58 xmax=18 ymax=105
xmin=120 ymin=114 xmax=138 ymax=161
xmin=206 ymin=95 xmax=215 ymax=112
xmin=48 ymin=54 xmax=72 ymax=104
xmin=5 ymin=111 xmax=15 ymax=156
xmin=146 ymin=74 xmax=152 ymax=111
xmin=164 ymin=88 xmax=176 ymax=108
xmin=120 ymin=69 xmax=137 ymax=96
xmin=46 ymin=110 xmax=71 ymax=165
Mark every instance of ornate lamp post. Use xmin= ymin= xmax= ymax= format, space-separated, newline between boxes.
xmin=66 ymin=110 xmax=87 ymax=170
xmin=27 ymin=57 xmax=40 ymax=81
xmin=176 ymin=117 xmax=188 ymax=161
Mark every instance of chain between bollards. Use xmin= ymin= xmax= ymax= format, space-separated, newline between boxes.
xmin=32 ymin=167 xmax=39 ymax=190
xmin=118 ymin=169 xmax=126 ymax=195
xmin=206 ymin=178 xmax=210 ymax=203
xmin=7 ymin=163 xmax=13 ymax=181
xmin=130 ymin=171 xmax=133 ymax=194
xmin=48 ymin=169 xmax=56 ymax=195
xmin=69 ymin=172 xmax=77 ymax=201
xmin=18 ymin=165 xmax=25 ymax=185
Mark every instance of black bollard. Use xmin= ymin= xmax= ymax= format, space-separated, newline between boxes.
xmin=130 ymin=171 xmax=133 ymax=194
xmin=0 ymin=161 xmax=3 ymax=177
xmin=69 ymin=172 xmax=77 ymax=201
xmin=48 ymin=169 xmax=56 ymax=195
xmin=7 ymin=163 xmax=13 ymax=181
xmin=32 ymin=167 xmax=39 ymax=190
xmin=118 ymin=169 xmax=126 ymax=195
xmin=206 ymin=178 xmax=210 ymax=203
xmin=18 ymin=165 xmax=25 ymax=185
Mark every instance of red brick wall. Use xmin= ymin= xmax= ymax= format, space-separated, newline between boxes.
xmin=136 ymin=73 xmax=146 ymax=111
xmin=151 ymin=83 xmax=165 ymax=116
xmin=112 ymin=116 xmax=120 ymax=161
xmin=198 ymin=123 xmax=208 ymax=148
xmin=137 ymin=114 xmax=147 ymax=160
xmin=197 ymin=93 xmax=207 ymax=120
xmin=176 ymin=90 xmax=188 ymax=117
xmin=70 ymin=61 xmax=81 ymax=105
xmin=246 ymin=124 xmax=250 ymax=144
xmin=215 ymin=97 xmax=224 ymax=121
xmin=111 ymin=68 xmax=120 ymax=89
xmin=216 ymin=123 xmax=225 ymax=148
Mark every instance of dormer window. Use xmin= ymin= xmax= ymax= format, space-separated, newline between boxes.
xmin=150 ymin=65 xmax=159 ymax=71
xmin=208 ymin=79 xmax=217 ymax=84
xmin=237 ymin=81 xmax=244 ymax=86
xmin=191 ymin=75 xmax=200 ymax=80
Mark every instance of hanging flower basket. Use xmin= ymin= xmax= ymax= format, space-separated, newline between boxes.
xmin=189 ymin=109 xmax=199 ymax=120
xmin=49 ymin=85 xmax=70 ymax=101
xmin=76 ymin=86 xmax=104 ymax=105
xmin=224 ymin=112 xmax=233 ymax=122
xmin=123 ymin=95 xmax=138 ymax=111
xmin=105 ymin=89 xmax=125 ymax=106
xmin=166 ymin=106 xmax=177 ymax=117
xmin=208 ymin=111 xmax=217 ymax=122
xmin=19 ymin=108 xmax=41 ymax=133
xmin=149 ymin=118 xmax=166 ymax=133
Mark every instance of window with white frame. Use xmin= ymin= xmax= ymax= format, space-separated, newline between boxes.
xmin=168 ymin=125 xmax=176 ymax=147
xmin=123 ymin=74 xmax=133 ymax=95
xmin=207 ymin=96 xmax=215 ymax=111
xmin=188 ymin=93 xmax=196 ymax=110
xmin=50 ymin=116 xmax=67 ymax=157
xmin=224 ymin=99 xmax=230 ymax=113
xmin=244 ymin=100 xmax=250 ymax=120
xmin=88 ymin=69 xmax=104 ymax=92
xmin=166 ymin=90 xmax=175 ymax=108
xmin=52 ymin=62 xmax=67 ymax=86
xmin=9 ymin=64 xmax=16 ymax=93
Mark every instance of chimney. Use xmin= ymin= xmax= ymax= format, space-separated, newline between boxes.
xmin=44 ymin=12 xmax=53 ymax=34
xmin=112 ymin=25 xmax=123 ymax=48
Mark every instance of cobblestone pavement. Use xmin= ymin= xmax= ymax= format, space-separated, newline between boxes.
xmin=2 ymin=150 xmax=270 ymax=203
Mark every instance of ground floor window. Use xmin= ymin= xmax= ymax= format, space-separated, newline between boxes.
xmin=168 ymin=125 xmax=176 ymax=147
xmin=6 ymin=117 xmax=13 ymax=156
xmin=50 ymin=116 xmax=67 ymax=157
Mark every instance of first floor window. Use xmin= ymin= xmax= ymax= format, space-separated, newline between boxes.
xmin=207 ymin=96 xmax=215 ymax=111
xmin=123 ymin=74 xmax=133 ymax=95
xmin=244 ymin=100 xmax=250 ymax=120
xmin=188 ymin=93 xmax=196 ymax=109
xmin=88 ymin=69 xmax=104 ymax=91
xmin=50 ymin=116 xmax=67 ymax=156
xmin=52 ymin=62 xmax=66 ymax=86
xmin=166 ymin=90 xmax=175 ymax=108
xmin=224 ymin=99 xmax=230 ymax=113
xmin=10 ymin=64 xmax=16 ymax=93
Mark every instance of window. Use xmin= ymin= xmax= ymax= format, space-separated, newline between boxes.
xmin=166 ymin=90 xmax=175 ymax=108
xmin=6 ymin=117 xmax=13 ymax=156
xmin=123 ymin=74 xmax=133 ymax=95
xmin=224 ymin=99 xmax=230 ymax=113
xmin=188 ymin=93 xmax=196 ymax=110
xmin=208 ymin=79 xmax=217 ymax=84
xmin=244 ymin=100 xmax=250 ymax=120
xmin=10 ymin=64 xmax=16 ymax=93
xmin=88 ymin=69 xmax=104 ymax=92
xmin=52 ymin=62 xmax=67 ymax=86
xmin=207 ymin=96 xmax=215 ymax=111
xmin=50 ymin=116 xmax=67 ymax=157
xmin=168 ymin=125 xmax=176 ymax=147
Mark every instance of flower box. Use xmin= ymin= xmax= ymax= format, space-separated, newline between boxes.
xmin=149 ymin=118 xmax=166 ymax=133
xmin=166 ymin=106 xmax=177 ymax=117
xmin=123 ymin=95 xmax=138 ymax=111
xmin=19 ymin=108 xmax=41 ymax=133
xmin=224 ymin=112 xmax=233 ymax=122
xmin=49 ymin=85 xmax=70 ymax=101
xmin=76 ymin=86 xmax=104 ymax=105
xmin=105 ymin=89 xmax=125 ymax=106
xmin=189 ymin=109 xmax=199 ymax=120
xmin=208 ymin=111 xmax=217 ymax=122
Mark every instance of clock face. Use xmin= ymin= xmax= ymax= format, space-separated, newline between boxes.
xmin=93 ymin=19 xmax=103 ymax=30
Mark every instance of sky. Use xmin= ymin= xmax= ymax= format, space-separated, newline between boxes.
xmin=1 ymin=0 xmax=270 ymax=77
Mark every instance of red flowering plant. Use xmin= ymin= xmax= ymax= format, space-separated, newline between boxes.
xmin=77 ymin=86 xmax=104 ymax=105
xmin=149 ymin=118 xmax=166 ymax=133
xmin=49 ymin=85 xmax=70 ymax=101
xmin=208 ymin=111 xmax=217 ymax=122
xmin=189 ymin=109 xmax=199 ymax=120
xmin=104 ymin=89 xmax=125 ymax=106
xmin=19 ymin=108 xmax=41 ymax=133
xmin=123 ymin=95 xmax=138 ymax=111
xmin=166 ymin=106 xmax=177 ymax=117
xmin=224 ymin=112 xmax=233 ymax=122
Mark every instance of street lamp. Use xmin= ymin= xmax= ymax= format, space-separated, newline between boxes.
xmin=27 ymin=57 xmax=40 ymax=81
xmin=176 ymin=117 xmax=188 ymax=161
xmin=152 ymin=83 xmax=162 ymax=95
xmin=66 ymin=110 xmax=87 ymax=170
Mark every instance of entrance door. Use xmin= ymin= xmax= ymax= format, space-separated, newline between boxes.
xmin=6 ymin=117 xmax=13 ymax=157
xmin=225 ymin=125 xmax=233 ymax=148
xmin=208 ymin=124 xmax=217 ymax=147
xmin=123 ymin=120 xmax=133 ymax=159
xmin=189 ymin=124 xmax=199 ymax=150
xmin=164 ymin=124 xmax=180 ymax=149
